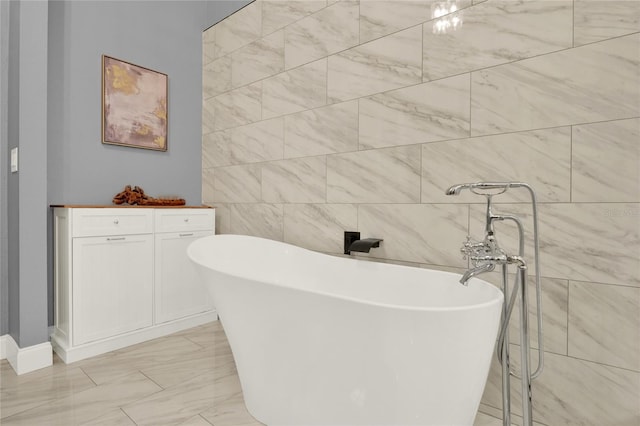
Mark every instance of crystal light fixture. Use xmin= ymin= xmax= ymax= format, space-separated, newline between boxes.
xmin=431 ymin=0 xmax=464 ymax=34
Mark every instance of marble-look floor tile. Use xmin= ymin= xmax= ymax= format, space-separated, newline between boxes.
xmin=470 ymin=203 xmax=640 ymax=287
xmin=214 ymin=1 xmax=262 ymax=57
xmin=1 ymin=363 xmax=95 ymax=419
xmin=327 ymin=145 xmax=421 ymax=203
xmin=203 ymin=56 xmax=232 ymax=100
xmin=421 ymin=127 xmax=572 ymax=203
xmin=1 ymin=372 xmax=162 ymax=426
xmin=201 ymin=393 xmax=263 ymax=426
xmin=122 ymin=371 xmax=241 ymax=426
xmin=568 ymin=281 xmax=640 ymax=371
xmin=328 ymin=25 xmax=422 ymax=102
xmin=262 ymin=0 xmax=327 ymax=36
xmin=231 ymin=30 xmax=284 ymax=88
xmin=284 ymin=100 xmax=358 ymax=158
xmin=284 ymin=204 xmax=357 ymax=253
xmin=82 ymin=409 xmax=136 ymax=426
xmin=262 ymin=58 xmax=327 ymax=119
xmin=423 ymin=0 xmax=572 ymax=81
xmin=213 ymin=164 xmax=262 ymax=203
xmin=230 ymin=204 xmax=284 ymax=241
xmin=179 ymin=415 xmax=214 ymax=426
xmin=359 ymin=74 xmax=470 ymax=150
xmin=359 ymin=0 xmax=432 ymax=44
xmin=471 ymin=33 xmax=640 ymax=135
xmin=77 ymin=335 xmax=203 ymax=385
xmin=572 ymin=118 xmax=640 ymax=202
xmin=358 ymin=203 xmax=469 ymax=266
xmin=574 ymin=0 xmax=640 ymax=46
xmin=262 ymin=157 xmax=326 ymax=203
xmin=213 ymin=83 xmax=262 ymax=131
xmin=285 ymin=1 xmax=359 ymax=70
xmin=141 ymin=346 xmax=235 ymax=390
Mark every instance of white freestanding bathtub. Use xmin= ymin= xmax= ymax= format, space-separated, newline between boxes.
xmin=188 ymin=234 xmax=503 ymax=426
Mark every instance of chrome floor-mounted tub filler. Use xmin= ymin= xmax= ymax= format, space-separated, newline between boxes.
xmin=445 ymin=182 xmax=544 ymax=426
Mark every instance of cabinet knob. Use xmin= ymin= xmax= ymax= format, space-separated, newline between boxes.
xmin=114 ymin=219 xmax=119 ymax=224
xmin=184 ymin=218 xmax=189 ymax=222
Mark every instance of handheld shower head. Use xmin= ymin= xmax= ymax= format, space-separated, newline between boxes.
xmin=445 ymin=182 xmax=524 ymax=196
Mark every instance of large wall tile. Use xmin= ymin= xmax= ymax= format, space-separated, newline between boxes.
xmin=359 ymin=0 xmax=432 ymax=43
xmin=284 ymin=100 xmax=358 ymax=158
xmin=262 ymin=157 xmax=326 ymax=203
xmin=284 ymin=204 xmax=357 ymax=253
xmin=572 ymin=118 xmax=640 ymax=203
xmin=213 ymin=164 xmax=262 ymax=203
xmin=262 ymin=59 xmax=327 ymax=119
xmin=203 ymin=56 xmax=232 ymax=99
xmin=231 ymin=30 xmax=284 ymax=88
xmin=262 ymin=0 xmax=327 ymax=35
xmin=574 ymin=0 xmax=640 ymax=46
xmin=212 ymin=83 xmax=262 ymax=131
xmin=202 ymin=28 xmax=217 ymax=65
xmin=230 ymin=204 xmax=284 ymax=241
xmin=285 ymin=1 xmax=359 ymax=70
xmin=421 ymin=127 xmax=572 ymax=203
xmin=359 ymin=74 xmax=470 ymax=150
xmin=327 ymin=26 xmax=422 ymax=102
xmin=230 ymin=118 xmax=284 ymax=164
xmin=202 ymin=98 xmax=215 ymax=135
xmin=470 ymin=203 xmax=640 ymax=287
xmin=327 ymin=146 xmax=421 ymax=203
xmin=482 ymin=272 xmax=569 ymax=355
xmin=212 ymin=204 xmax=231 ymax=234
xmin=358 ymin=204 xmax=469 ymax=266
xmin=214 ymin=1 xmax=262 ymax=57
xmin=202 ymin=169 xmax=215 ymax=204
xmin=202 ymin=130 xmax=232 ymax=168
xmin=482 ymin=346 xmax=640 ymax=425
xmin=423 ymin=1 xmax=572 ymax=81
xmin=471 ymin=33 xmax=640 ymax=135
xmin=568 ymin=282 xmax=640 ymax=371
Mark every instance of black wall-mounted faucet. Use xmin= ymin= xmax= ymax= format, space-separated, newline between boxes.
xmin=344 ymin=231 xmax=383 ymax=255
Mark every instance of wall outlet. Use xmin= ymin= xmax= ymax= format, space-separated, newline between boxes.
xmin=10 ymin=147 xmax=18 ymax=173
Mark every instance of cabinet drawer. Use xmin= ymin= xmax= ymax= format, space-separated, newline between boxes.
xmin=154 ymin=209 xmax=214 ymax=233
xmin=72 ymin=209 xmax=153 ymax=237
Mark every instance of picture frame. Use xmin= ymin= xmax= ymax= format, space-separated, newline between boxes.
xmin=102 ymin=55 xmax=168 ymax=151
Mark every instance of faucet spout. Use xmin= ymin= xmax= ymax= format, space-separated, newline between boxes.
xmin=459 ymin=262 xmax=495 ymax=285
xmin=347 ymin=238 xmax=383 ymax=255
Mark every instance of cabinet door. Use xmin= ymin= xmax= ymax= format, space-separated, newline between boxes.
xmin=72 ymin=234 xmax=153 ymax=345
xmin=155 ymin=231 xmax=214 ymax=324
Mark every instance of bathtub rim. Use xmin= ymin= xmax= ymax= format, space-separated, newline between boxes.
xmin=188 ymin=234 xmax=504 ymax=314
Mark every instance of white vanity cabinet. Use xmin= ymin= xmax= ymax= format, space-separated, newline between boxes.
xmin=52 ymin=206 xmax=216 ymax=363
xmin=154 ymin=209 xmax=214 ymax=324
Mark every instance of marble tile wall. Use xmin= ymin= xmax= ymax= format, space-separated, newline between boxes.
xmin=202 ymin=1 xmax=640 ymax=424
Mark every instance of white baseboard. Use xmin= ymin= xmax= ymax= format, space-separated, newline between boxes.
xmin=0 ymin=334 xmax=7 ymax=359
xmin=52 ymin=311 xmax=217 ymax=364
xmin=4 ymin=334 xmax=53 ymax=375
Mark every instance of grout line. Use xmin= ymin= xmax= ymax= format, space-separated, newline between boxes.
xmin=80 ymin=366 xmax=99 ymax=387
xmin=120 ymin=408 xmax=138 ymax=426
xmin=138 ymin=370 xmax=166 ymax=390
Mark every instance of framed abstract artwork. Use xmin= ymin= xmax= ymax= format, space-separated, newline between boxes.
xmin=102 ymin=55 xmax=168 ymax=151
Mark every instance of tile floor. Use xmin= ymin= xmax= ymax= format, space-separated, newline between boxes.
xmin=1 ymin=321 xmax=505 ymax=425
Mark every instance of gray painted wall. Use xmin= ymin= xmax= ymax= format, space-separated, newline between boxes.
xmin=0 ymin=0 xmax=9 ymax=336
xmin=3 ymin=0 xmax=248 ymax=346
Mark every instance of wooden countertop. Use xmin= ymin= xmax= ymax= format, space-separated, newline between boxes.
xmin=50 ymin=205 xmax=214 ymax=209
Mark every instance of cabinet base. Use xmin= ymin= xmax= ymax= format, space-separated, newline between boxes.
xmin=52 ymin=310 xmax=218 ymax=364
